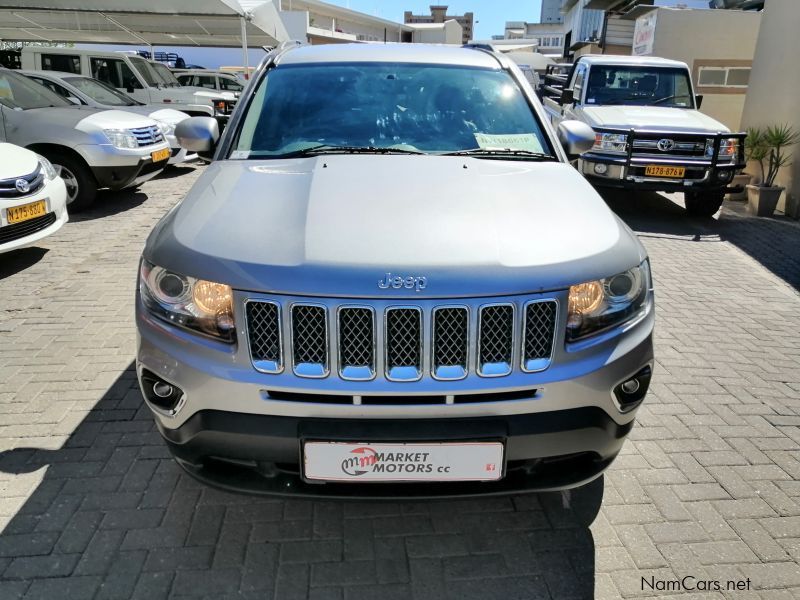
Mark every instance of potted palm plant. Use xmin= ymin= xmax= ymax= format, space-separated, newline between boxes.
xmin=746 ymin=125 xmax=799 ymax=217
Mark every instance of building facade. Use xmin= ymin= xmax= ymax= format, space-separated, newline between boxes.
xmin=540 ymin=0 xmax=564 ymax=23
xmin=503 ymin=21 xmax=565 ymax=54
xmin=404 ymin=5 xmax=474 ymax=44
xmin=560 ymin=0 xmax=605 ymax=55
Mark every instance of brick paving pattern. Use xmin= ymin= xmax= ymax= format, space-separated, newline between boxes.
xmin=1 ymin=164 xmax=800 ymax=599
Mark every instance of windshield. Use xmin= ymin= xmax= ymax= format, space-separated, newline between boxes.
xmin=234 ymin=63 xmax=551 ymax=158
xmin=129 ymin=56 xmax=162 ymax=88
xmin=151 ymin=62 xmax=181 ymax=87
xmin=585 ymin=66 xmax=694 ymax=108
xmin=64 ymin=76 xmax=137 ymax=106
xmin=0 ymin=70 xmax=72 ymax=110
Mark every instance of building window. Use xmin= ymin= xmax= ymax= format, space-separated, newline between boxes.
xmin=698 ymin=65 xmax=751 ymax=88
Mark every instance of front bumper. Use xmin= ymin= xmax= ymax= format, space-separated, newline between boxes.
xmin=161 ymin=408 xmax=632 ymax=498
xmin=136 ymin=287 xmax=654 ymax=497
xmin=78 ymin=143 xmax=170 ymax=190
xmin=0 ymin=177 xmax=69 ymax=253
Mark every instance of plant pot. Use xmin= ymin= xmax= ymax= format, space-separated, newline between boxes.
xmin=785 ymin=194 xmax=800 ymax=220
xmin=747 ymin=184 xmax=784 ymax=217
xmin=727 ymin=173 xmax=752 ymax=201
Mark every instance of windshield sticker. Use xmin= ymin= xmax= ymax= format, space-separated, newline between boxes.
xmin=230 ymin=150 xmax=250 ymax=160
xmin=587 ymin=98 xmax=596 ymax=104
xmin=474 ymin=133 xmax=543 ymax=153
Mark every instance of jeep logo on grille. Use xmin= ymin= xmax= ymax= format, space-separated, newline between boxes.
xmin=657 ymin=139 xmax=675 ymax=152
xmin=378 ymin=273 xmax=428 ymax=292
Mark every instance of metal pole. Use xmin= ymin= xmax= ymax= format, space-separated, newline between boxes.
xmin=240 ymin=16 xmax=249 ymax=80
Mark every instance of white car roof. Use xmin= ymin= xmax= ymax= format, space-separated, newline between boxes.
xmin=576 ymin=54 xmax=689 ymax=70
xmin=277 ymin=43 xmax=502 ymax=69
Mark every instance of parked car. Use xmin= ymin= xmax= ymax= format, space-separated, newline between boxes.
xmin=18 ymin=47 xmax=236 ymax=122
xmin=174 ymin=70 xmax=245 ymax=96
xmin=137 ymin=43 xmax=655 ymax=498
xmin=0 ymin=142 xmax=68 ymax=253
xmin=20 ymin=70 xmax=193 ymax=165
xmin=0 ymin=69 xmax=171 ymax=211
xmin=540 ymin=55 xmax=746 ymax=217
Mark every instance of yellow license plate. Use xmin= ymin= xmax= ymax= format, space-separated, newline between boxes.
xmin=151 ymin=148 xmax=171 ymax=162
xmin=7 ymin=199 xmax=47 ymax=225
xmin=645 ymin=165 xmax=685 ymax=178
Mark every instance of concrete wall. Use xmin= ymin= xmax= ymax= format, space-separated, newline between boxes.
xmin=646 ymin=8 xmax=761 ymax=130
xmin=741 ymin=0 xmax=800 ymax=216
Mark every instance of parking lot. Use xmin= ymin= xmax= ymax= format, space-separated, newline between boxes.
xmin=1 ymin=164 xmax=800 ymax=599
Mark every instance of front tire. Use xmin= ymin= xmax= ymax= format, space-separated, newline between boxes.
xmin=45 ymin=152 xmax=97 ymax=212
xmin=684 ymin=191 xmax=724 ymax=217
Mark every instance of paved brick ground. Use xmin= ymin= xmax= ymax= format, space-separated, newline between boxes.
xmin=1 ymin=164 xmax=800 ymax=599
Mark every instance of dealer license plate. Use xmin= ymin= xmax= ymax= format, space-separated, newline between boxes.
xmin=151 ymin=148 xmax=171 ymax=163
xmin=645 ymin=165 xmax=685 ymax=178
xmin=6 ymin=200 xmax=47 ymax=225
xmin=304 ymin=441 xmax=504 ymax=482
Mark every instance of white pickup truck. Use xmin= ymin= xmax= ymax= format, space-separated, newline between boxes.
xmin=540 ymin=55 xmax=746 ymax=217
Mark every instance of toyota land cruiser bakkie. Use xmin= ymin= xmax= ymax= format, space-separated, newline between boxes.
xmin=136 ymin=43 xmax=655 ymax=498
xmin=541 ymin=55 xmax=746 ymax=217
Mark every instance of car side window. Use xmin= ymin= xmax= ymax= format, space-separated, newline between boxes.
xmin=176 ymin=75 xmax=192 ymax=86
xmin=27 ymin=77 xmax=78 ymax=102
xmin=195 ymin=75 xmax=217 ymax=90
xmin=41 ymin=54 xmax=80 ymax=74
xmin=572 ymin=64 xmax=587 ymax=105
xmin=219 ymin=77 xmax=243 ymax=92
xmin=91 ymin=58 xmax=142 ymax=90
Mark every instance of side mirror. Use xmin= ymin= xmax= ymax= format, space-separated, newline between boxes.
xmin=557 ymin=120 xmax=595 ymax=158
xmin=695 ymin=94 xmax=704 ymax=109
xmin=560 ymin=88 xmax=575 ymax=105
xmin=66 ymin=96 xmax=81 ymax=105
xmin=175 ymin=116 xmax=220 ymax=152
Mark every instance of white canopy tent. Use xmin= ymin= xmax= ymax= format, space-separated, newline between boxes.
xmin=0 ymin=0 xmax=289 ymax=73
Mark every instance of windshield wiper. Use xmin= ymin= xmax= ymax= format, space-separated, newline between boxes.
xmin=440 ymin=148 xmax=556 ymax=161
xmin=270 ymin=145 xmax=426 ymax=158
xmin=651 ymin=94 xmax=691 ymax=106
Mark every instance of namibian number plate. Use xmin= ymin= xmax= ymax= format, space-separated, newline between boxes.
xmin=151 ymin=148 xmax=171 ymax=163
xmin=303 ymin=441 xmax=504 ymax=482
xmin=645 ymin=165 xmax=685 ymax=178
xmin=6 ymin=199 xmax=47 ymax=224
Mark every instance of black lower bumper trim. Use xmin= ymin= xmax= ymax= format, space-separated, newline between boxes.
xmin=157 ymin=408 xmax=632 ymax=498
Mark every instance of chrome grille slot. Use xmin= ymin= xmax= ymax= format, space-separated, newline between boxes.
xmin=246 ymin=301 xmax=282 ymax=373
xmin=478 ymin=304 xmax=514 ymax=377
xmin=385 ymin=307 xmax=422 ymax=381
xmin=291 ymin=304 xmax=329 ymax=378
xmin=131 ymin=125 xmax=164 ymax=147
xmin=522 ymin=301 xmax=558 ymax=372
xmin=432 ymin=306 xmax=469 ymax=380
xmin=338 ymin=307 xmax=375 ymax=380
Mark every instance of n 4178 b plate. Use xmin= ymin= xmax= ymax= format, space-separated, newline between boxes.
xmin=303 ymin=441 xmax=504 ymax=483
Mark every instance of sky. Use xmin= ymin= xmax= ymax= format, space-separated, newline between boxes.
xmin=79 ymin=1 xmax=543 ymax=69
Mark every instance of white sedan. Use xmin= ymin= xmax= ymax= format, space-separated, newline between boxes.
xmin=0 ymin=143 xmax=68 ymax=254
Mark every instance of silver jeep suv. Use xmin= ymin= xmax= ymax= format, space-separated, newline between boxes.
xmin=136 ymin=43 xmax=655 ymax=498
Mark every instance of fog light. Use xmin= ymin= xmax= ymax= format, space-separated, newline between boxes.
xmin=620 ymin=379 xmax=640 ymax=394
xmin=613 ymin=365 xmax=652 ymax=411
xmin=717 ymin=170 xmax=733 ymax=182
xmin=141 ymin=369 xmax=185 ymax=415
xmin=593 ymin=163 xmax=608 ymax=175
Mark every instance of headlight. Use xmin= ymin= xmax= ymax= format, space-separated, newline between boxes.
xmin=156 ymin=120 xmax=175 ymax=137
xmin=705 ymin=137 xmax=738 ymax=160
xmin=36 ymin=154 xmax=58 ymax=180
xmin=566 ymin=260 xmax=651 ymax=342
xmin=592 ymin=133 xmax=627 ymax=154
xmin=103 ymin=128 xmax=139 ymax=149
xmin=139 ymin=260 xmax=235 ymax=342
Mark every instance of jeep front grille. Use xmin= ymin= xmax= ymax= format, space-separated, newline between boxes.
xmin=432 ymin=307 xmax=469 ymax=380
xmin=385 ymin=307 xmax=422 ymax=381
xmin=246 ymin=301 xmax=282 ymax=373
xmin=338 ymin=307 xmax=375 ymax=380
xmin=245 ymin=297 xmax=558 ymax=383
xmin=291 ymin=304 xmax=328 ymax=378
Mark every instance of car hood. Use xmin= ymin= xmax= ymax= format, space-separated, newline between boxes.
xmin=145 ymin=156 xmax=646 ymax=298
xmin=116 ymin=106 xmax=189 ymax=124
xmin=187 ymin=87 xmax=237 ymax=101
xmin=581 ymin=105 xmax=730 ymax=134
xmin=0 ymin=142 xmax=39 ymax=177
xmin=24 ymin=107 xmax=159 ymax=131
